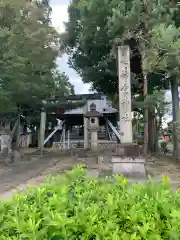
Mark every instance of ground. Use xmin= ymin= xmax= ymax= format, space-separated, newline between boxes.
xmin=0 ymin=148 xmax=180 ymax=200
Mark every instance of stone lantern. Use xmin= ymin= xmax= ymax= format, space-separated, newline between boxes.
xmin=84 ymin=103 xmax=102 ymax=150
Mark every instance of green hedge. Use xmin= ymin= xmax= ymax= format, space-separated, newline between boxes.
xmin=1 ymin=166 xmax=180 ymax=239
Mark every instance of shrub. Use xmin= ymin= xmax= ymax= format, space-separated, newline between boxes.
xmin=0 ymin=165 xmax=180 ymax=239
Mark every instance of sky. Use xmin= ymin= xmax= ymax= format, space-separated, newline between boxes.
xmin=50 ymin=0 xmax=91 ymax=94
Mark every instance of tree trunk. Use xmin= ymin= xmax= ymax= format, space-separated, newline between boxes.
xmin=7 ymin=120 xmax=18 ymax=151
xmin=153 ymin=116 xmax=157 ymax=152
xmin=31 ymin=127 xmax=36 ymax=147
xmin=15 ymin=111 xmax=21 ymax=149
xmin=154 ymin=118 xmax=159 ymax=152
xmin=38 ymin=128 xmax=40 ymax=149
xmin=144 ymin=73 xmax=148 ymax=159
xmin=148 ymin=110 xmax=156 ymax=153
xmin=170 ymin=76 xmax=179 ymax=160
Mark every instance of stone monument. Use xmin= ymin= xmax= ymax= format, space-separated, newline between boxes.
xmin=0 ymin=118 xmax=11 ymax=155
xmin=118 ymin=45 xmax=132 ymax=143
xmin=84 ymin=103 xmax=102 ymax=151
xmin=112 ymin=45 xmax=145 ymax=178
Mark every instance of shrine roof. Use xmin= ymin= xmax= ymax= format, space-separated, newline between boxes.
xmin=47 ymin=93 xmax=102 ymax=102
xmin=63 ymin=94 xmax=117 ymax=115
xmin=63 ymin=107 xmax=117 ymax=115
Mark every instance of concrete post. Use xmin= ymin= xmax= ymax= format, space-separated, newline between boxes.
xmin=91 ymin=130 xmax=98 ymax=150
xmin=90 ymin=117 xmax=99 ymax=150
xmin=63 ymin=123 xmax=66 ymax=150
xmin=67 ymin=129 xmax=70 ymax=149
xmin=40 ymin=111 xmax=46 ymax=155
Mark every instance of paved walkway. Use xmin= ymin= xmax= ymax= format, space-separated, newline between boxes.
xmin=0 ymin=155 xmax=180 ymax=200
xmin=0 ymin=155 xmax=78 ymax=197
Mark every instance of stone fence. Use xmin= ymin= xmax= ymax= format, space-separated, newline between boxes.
xmin=52 ymin=140 xmax=117 ymax=151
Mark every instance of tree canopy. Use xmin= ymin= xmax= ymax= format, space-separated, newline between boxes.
xmin=63 ymin=0 xmax=180 ymax=96
xmin=63 ymin=0 xmax=180 ymax=157
xmin=0 ymin=0 xmax=80 ymax=116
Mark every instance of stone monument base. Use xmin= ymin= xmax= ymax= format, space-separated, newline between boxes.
xmin=112 ymin=144 xmax=146 ymax=178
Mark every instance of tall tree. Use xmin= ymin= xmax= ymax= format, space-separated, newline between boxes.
xmin=107 ymin=0 xmax=176 ymax=156
xmin=0 ymin=0 xmax=59 ymax=112
xmin=64 ymin=0 xmax=180 ymax=158
xmin=51 ymin=70 xmax=75 ymax=96
xmin=63 ymin=0 xmax=171 ymax=95
xmin=0 ymin=0 xmax=84 ymax=151
xmin=63 ymin=0 xmax=119 ymax=95
xmin=149 ymin=23 xmax=180 ymax=157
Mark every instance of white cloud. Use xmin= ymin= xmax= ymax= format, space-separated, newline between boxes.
xmin=50 ymin=1 xmax=91 ymax=94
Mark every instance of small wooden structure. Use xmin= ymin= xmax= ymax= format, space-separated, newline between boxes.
xmin=44 ymin=93 xmax=120 ymax=150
